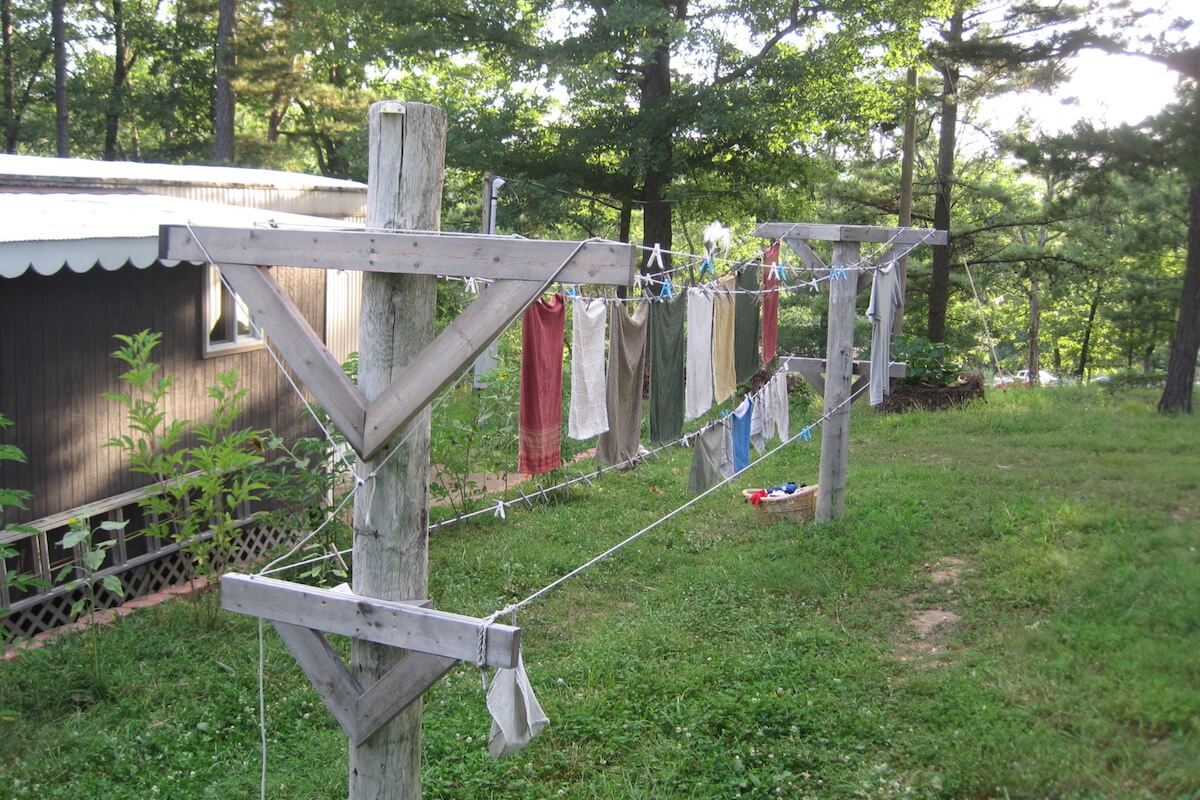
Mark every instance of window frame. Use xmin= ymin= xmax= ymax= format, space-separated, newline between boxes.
xmin=201 ymin=263 xmax=266 ymax=358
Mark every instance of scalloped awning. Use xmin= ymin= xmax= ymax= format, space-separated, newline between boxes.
xmin=0 ymin=192 xmax=357 ymax=279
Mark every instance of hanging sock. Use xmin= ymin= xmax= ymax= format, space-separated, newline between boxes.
xmin=486 ymin=652 xmax=550 ymax=758
xmin=596 ymin=301 xmax=650 ymax=467
xmin=711 ymin=276 xmax=738 ymax=404
xmin=761 ymin=242 xmax=781 ymax=365
xmin=687 ymin=424 xmax=726 ymax=495
xmin=734 ymin=265 xmax=761 ymax=384
xmin=649 ymin=293 xmax=686 ymax=444
xmin=518 ymin=294 xmax=566 ymax=475
xmin=568 ymin=297 xmax=610 ymax=440
xmin=867 ymin=261 xmax=902 ymax=406
xmin=685 ymin=289 xmax=715 ymax=420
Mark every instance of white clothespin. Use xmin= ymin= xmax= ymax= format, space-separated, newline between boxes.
xmin=465 ymin=276 xmax=479 ymax=295
xmin=493 ymin=500 xmax=507 ymax=520
xmin=645 ymin=243 xmax=665 ymax=272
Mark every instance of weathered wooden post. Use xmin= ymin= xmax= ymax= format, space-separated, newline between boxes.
xmin=816 ymin=240 xmax=859 ymax=522
xmin=352 ymin=100 xmax=446 ymax=800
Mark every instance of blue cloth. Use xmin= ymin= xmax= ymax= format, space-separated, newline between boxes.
xmin=731 ymin=397 xmax=753 ymax=472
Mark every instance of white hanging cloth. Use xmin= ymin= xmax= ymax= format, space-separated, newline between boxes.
xmin=866 ymin=261 xmax=902 ymax=406
xmin=568 ymin=297 xmax=610 ymax=439
xmin=486 ymin=652 xmax=550 ymax=758
xmin=685 ymin=289 xmax=714 ymax=420
xmin=771 ymin=373 xmax=790 ymax=442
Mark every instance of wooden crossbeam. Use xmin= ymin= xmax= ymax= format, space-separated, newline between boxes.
xmin=755 ymin=222 xmax=948 ymax=246
xmin=160 ymin=225 xmax=638 ymax=286
xmin=780 ymin=357 xmax=906 ymax=400
xmin=158 ymin=227 xmax=635 ymax=460
xmin=221 ymin=573 xmax=520 ymax=668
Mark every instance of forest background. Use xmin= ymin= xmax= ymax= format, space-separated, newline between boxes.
xmin=3 ymin=0 xmax=1198 ymax=408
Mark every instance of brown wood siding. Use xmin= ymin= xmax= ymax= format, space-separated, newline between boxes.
xmin=0 ymin=263 xmax=325 ymax=522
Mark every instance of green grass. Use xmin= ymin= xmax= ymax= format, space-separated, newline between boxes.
xmin=2 ymin=388 xmax=1198 ymax=799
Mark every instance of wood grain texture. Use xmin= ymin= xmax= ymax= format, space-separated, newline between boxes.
xmin=160 ymin=225 xmax=637 ymax=287
xmin=816 ymin=241 xmax=860 ymax=522
xmin=274 ymin=621 xmax=364 ymax=739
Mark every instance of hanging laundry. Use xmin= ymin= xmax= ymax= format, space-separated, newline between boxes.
xmin=568 ymin=297 xmax=609 ymax=440
xmin=649 ymin=293 xmax=686 ymax=444
xmin=750 ymin=389 xmax=767 ymax=454
xmin=519 ymin=294 xmax=566 ymax=475
xmin=685 ymin=289 xmax=714 ymax=420
xmin=711 ymin=276 xmax=738 ymax=404
xmin=734 ymin=265 xmax=761 ymax=384
xmin=731 ymin=395 xmax=753 ymax=472
xmin=486 ymin=652 xmax=550 ymax=758
xmin=597 ymin=301 xmax=650 ymax=467
xmin=771 ymin=373 xmax=790 ymax=442
xmin=720 ymin=417 xmax=734 ymax=479
xmin=867 ymin=261 xmax=903 ymax=406
xmin=687 ymin=424 xmax=726 ymax=495
xmin=761 ymin=243 xmax=781 ymax=365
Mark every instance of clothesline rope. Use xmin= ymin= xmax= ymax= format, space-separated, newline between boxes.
xmin=489 ymin=381 xmax=870 ymax=621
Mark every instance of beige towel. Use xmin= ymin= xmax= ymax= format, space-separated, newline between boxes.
xmin=711 ymin=277 xmax=737 ymax=405
xmin=568 ymin=297 xmax=610 ymax=440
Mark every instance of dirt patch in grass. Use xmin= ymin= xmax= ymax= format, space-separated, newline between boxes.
xmin=893 ymin=557 xmax=968 ymax=667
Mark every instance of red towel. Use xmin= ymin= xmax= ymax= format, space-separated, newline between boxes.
xmin=519 ymin=294 xmax=566 ymax=475
xmin=762 ymin=242 xmax=780 ymax=364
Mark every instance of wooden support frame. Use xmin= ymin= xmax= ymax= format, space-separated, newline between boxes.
xmin=160 ymin=227 xmax=635 ymax=461
xmin=781 ymin=357 xmax=907 ymax=399
xmin=220 ymin=573 xmax=518 ymax=745
xmin=758 ymin=221 xmax=944 ymax=522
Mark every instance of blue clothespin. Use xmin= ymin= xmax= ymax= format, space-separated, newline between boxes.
xmin=771 ymin=253 xmax=786 ymax=282
xmin=700 ymin=254 xmax=715 ymax=277
xmin=799 ymin=426 xmax=813 ymax=442
xmin=830 ymin=265 xmax=848 ymax=281
xmin=565 ymin=284 xmax=578 ymax=298
xmin=658 ymin=276 xmax=674 ymax=300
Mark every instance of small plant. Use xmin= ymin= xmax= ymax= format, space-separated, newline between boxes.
xmin=1 ymin=413 xmax=45 ymax=628
xmin=104 ymin=331 xmax=277 ymax=614
xmin=891 ymin=334 xmax=963 ymax=387
xmin=57 ymin=516 xmax=127 ymax=689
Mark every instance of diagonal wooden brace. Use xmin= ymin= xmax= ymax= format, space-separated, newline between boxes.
xmin=223 ymin=573 xmax=517 ymax=746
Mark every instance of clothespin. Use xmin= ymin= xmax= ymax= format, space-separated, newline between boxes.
xmin=465 ymin=276 xmax=479 ymax=295
xmin=771 ymin=252 xmax=787 ymax=282
xmin=699 ymin=254 xmax=716 ymax=277
xmin=799 ymin=426 xmax=813 ymax=442
xmin=517 ymin=489 xmax=533 ymax=509
xmin=493 ymin=500 xmax=507 ymax=520
xmin=565 ymin=284 xmax=578 ymax=298
xmin=645 ymin=243 xmax=665 ymax=272
xmin=830 ymin=265 xmax=848 ymax=281
xmin=577 ymin=471 xmax=593 ymax=487
xmin=658 ymin=277 xmax=674 ymax=300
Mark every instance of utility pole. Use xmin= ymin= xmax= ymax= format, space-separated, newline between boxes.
xmin=350 ymin=100 xmax=447 ymax=800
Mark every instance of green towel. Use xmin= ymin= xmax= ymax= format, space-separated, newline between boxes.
xmin=649 ymin=294 xmax=686 ymax=444
xmin=735 ymin=266 xmax=761 ymax=384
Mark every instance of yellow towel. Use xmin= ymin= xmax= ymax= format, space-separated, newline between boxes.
xmin=711 ymin=276 xmax=738 ymax=404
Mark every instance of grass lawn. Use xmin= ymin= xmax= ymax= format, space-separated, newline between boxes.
xmin=1 ymin=387 xmax=1198 ymax=799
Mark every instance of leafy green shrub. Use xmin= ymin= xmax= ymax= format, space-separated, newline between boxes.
xmin=0 ymin=413 xmax=44 ymax=617
xmin=891 ymin=334 xmax=963 ymax=387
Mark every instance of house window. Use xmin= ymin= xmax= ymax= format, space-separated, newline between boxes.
xmin=203 ymin=265 xmax=265 ymax=356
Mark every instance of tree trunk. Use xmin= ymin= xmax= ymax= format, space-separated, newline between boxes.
xmin=1077 ymin=280 xmax=1102 ymax=378
xmin=2 ymin=0 xmax=13 ymax=152
xmin=1028 ymin=273 xmax=1040 ymax=387
xmin=927 ymin=8 xmax=963 ymax=343
xmin=103 ymin=0 xmax=127 ymax=161
xmin=52 ymin=0 xmax=67 ymax=157
xmin=894 ymin=65 xmax=917 ymax=335
xmin=640 ymin=34 xmax=673 ymax=280
xmin=213 ymin=0 xmax=236 ymax=162
xmin=1159 ymin=182 xmax=1200 ymax=413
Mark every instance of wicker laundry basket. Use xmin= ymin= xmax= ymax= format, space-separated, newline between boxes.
xmin=742 ymin=484 xmax=818 ymax=524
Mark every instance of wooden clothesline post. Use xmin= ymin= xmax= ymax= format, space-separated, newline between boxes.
xmin=754 ymin=223 xmax=947 ymax=522
xmin=159 ymin=100 xmax=636 ymax=800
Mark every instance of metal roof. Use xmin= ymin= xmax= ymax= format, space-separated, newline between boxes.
xmin=0 ymin=192 xmax=358 ymax=279
xmin=0 ymin=155 xmax=367 ymax=220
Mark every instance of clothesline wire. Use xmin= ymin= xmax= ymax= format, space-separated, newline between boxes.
xmin=259 ymin=366 xmax=788 ymax=577
xmin=488 ymin=380 xmax=870 ymax=622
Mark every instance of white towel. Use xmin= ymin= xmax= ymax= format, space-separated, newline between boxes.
xmin=486 ymin=652 xmax=549 ymax=758
xmin=772 ymin=373 xmax=790 ymax=442
xmin=685 ymin=289 xmax=714 ymax=420
xmin=568 ymin=297 xmax=609 ymax=439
